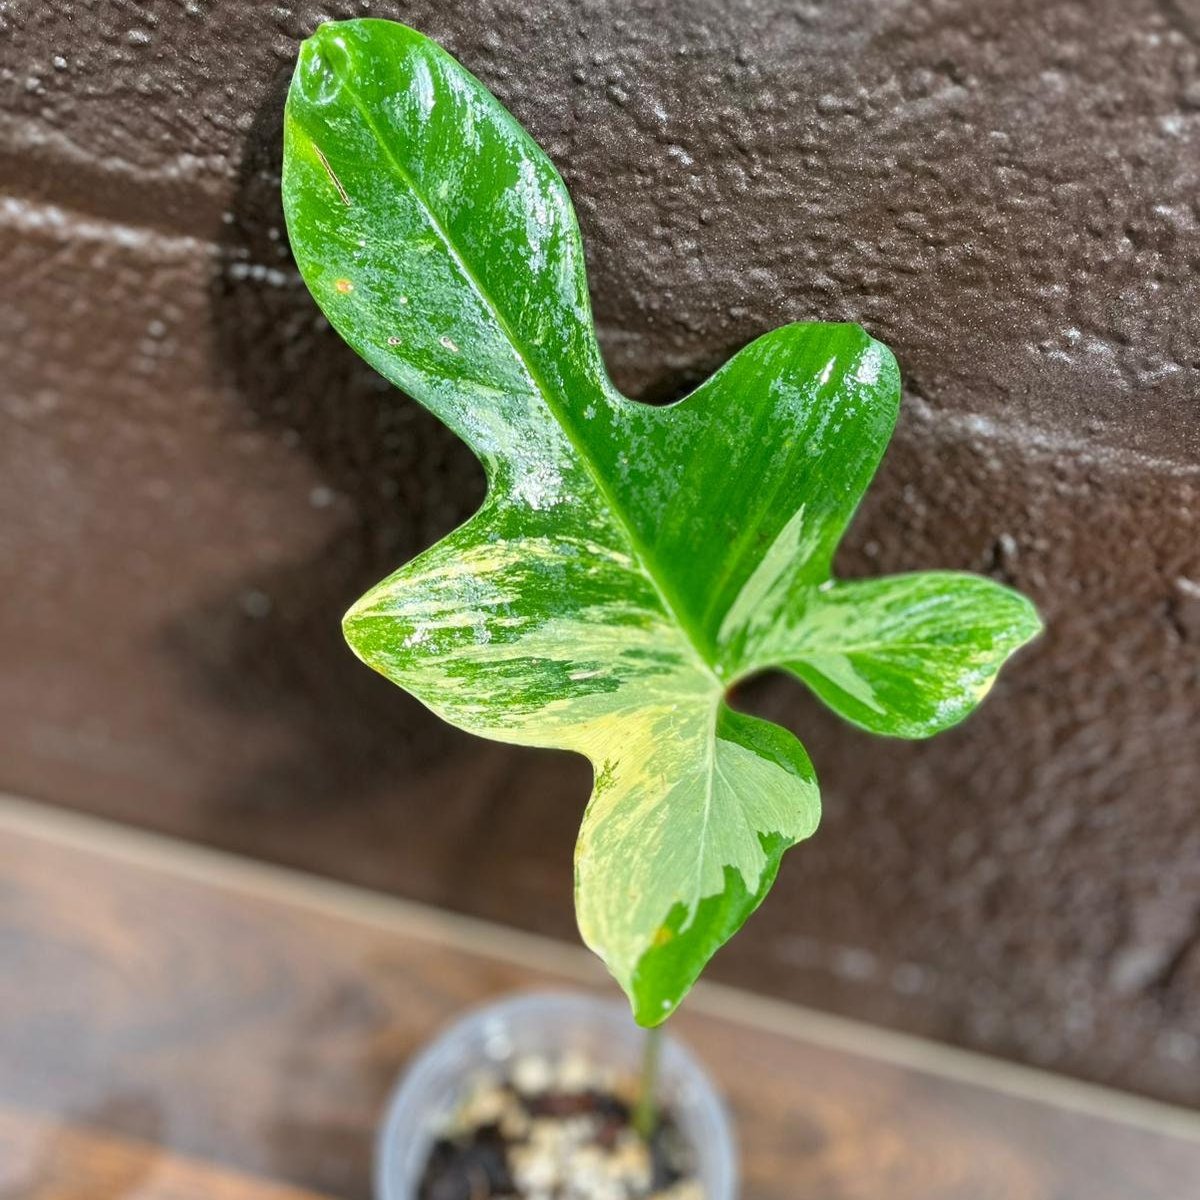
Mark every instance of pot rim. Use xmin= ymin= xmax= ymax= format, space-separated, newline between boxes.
xmin=374 ymin=987 xmax=737 ymax=1200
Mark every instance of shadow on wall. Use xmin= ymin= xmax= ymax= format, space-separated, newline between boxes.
xmin=169 ymin=66 xmax=486 ymax=817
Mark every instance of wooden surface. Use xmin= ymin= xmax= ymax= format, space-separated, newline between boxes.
xmin=1 ymin=797 xmax=1199 ymax=1200
xmin=0 ymin=1106 xmax=331 ymax=1200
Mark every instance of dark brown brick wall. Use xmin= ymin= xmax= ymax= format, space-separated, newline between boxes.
xmin=2 ymin=0 xmax=1198 ymax=1102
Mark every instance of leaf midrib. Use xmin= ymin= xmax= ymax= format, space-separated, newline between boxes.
xmin=317 ymin=70 xmax=721 ymax=691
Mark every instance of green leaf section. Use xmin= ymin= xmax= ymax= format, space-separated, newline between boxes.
xmin=282 ymin=19 xmax=1042 ymax=1024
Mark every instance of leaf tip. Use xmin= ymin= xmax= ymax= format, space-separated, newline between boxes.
xmin=989 ymin=580 xmax=1046 ymax=660
xmin=632 ymin=991 xmax=680 ymax=1029
xmin=290 ymin=22 xmax=354 ymax=111
xmin=340 ymin=595 xmax=378 ymax=666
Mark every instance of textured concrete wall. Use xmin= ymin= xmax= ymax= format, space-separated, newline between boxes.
xmin=2 ymin=0 xmax=1198 ymax=1102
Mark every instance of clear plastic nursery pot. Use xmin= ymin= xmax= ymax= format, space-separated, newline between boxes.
xmin=376 ymin=990 xmax=738 ymax=1200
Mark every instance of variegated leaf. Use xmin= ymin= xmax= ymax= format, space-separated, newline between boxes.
xmin=282 ymin=18 xmax=1042 ymax=1024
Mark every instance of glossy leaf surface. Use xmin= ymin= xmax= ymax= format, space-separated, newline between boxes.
xmin=282 ymin=19 xmax=1042 ymax=1024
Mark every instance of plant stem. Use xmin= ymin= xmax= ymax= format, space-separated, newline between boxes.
xmin=632 ymin=1023 xmax=663 ymax=1141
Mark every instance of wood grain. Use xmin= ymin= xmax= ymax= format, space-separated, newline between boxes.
xmin=0 ymin=1105 xmax=334 ymax=1200
xmin=0 ymin=799 xmax=1197 ymax=1200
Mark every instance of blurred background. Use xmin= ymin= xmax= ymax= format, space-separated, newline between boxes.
xmin=2 ymin=0 xmax=1198 ymax=1119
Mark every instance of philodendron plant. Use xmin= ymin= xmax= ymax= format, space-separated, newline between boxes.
xmin=282 ymin=19 xmax=1040 ymax=1029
